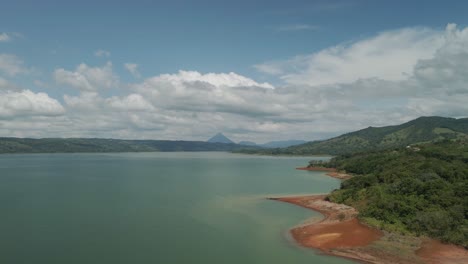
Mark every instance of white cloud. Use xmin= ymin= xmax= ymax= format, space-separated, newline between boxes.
xmin=245 ymin=24 xmax=468 ymax=137
xmin=54 ymin=62 xmax=119 ymax=91
xmin=3 ymin=24 xmax=468 ymax=142
xmin=0 ymin=90 xmax=65 ymax=117
xmin=0 ymin=33 xmax=11 ymax=42
xmin=132 ymin=70 xmax=278 ymax=117
xmin=0 ymin=54 xmax=28 ymax=76
xmin=253 ymin=63 xmax=284 ymax=75
xmin=63 ymin=92 xmax=102 ymax=111
xmin=256 ymin=26 xmax=444 ymax=86
xmin=152 ymin=70 xmax=274 ymax=89
xmin=277 ymin=24 xmax=320 ymax=32
xmin=94 ymin=49 xmax=111 ymax=57
xmin=124 ymin=63 xmax=141 ymax=78
xmin=106 ymin=94 xmax=154 ymax=111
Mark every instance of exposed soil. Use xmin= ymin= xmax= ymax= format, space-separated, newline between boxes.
xmin=417 ymin=239 xmax=468 ymax=264
xmin=270 ymin=195 xmax=383 ymax=263
xmin=270 ymin=194 xmax=468 ymax=264
xmin=325 ymin=171 xmax=353 ymax=180
xmin=296 ymin=167 xmax=353 ymax=180
xmin=296 ymin=166 xmax=336 ymax=172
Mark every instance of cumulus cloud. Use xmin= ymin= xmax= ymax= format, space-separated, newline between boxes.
xmin=0 ymin=54 xmax=28 ymax=76
xmin=106 ymin=94 xmax=154 ymax=111
xmin=63 ymin=92 xmax=103 ymax=111
xmin=42 ymin=70 xmax=281 ymax=140
xmin=132 ymin=70 xmax=278 ymax=117
xmin=124 ymin=63 xmax=141 ymax=78
xmin=151 ymin=70 xmax=274 ymax=89
xmin=245 ymin=24 xmax=468 ymax=138
xmin=3 ymin=24 xmax=468 ymax=142
xmin=0 ymin=90 xmax=64 ymax=118
xmin=256 ymin=26 xmax=444 ymax=86
xmin=0 ymin=33 xmax=11 ymax=42
xmin=54 ymin=62 xmax=119 ymax=91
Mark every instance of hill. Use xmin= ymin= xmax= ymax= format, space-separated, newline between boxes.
xmin=238 ymin=139 xmax=307 ymax=148
xmin=239 ymin=116 xmax=468 ymax=155
xmin=261 ymin=140 xmax=307 ymax=148
xmin=207 ymin=133 xmax=234 ymax=144
xmin=325 ymin=140 xmax=468 ymax=247
xmin=0 ymin=138 xmax=259 ymax=154
xmin=238 ymin=141 xmax=257 ymax=146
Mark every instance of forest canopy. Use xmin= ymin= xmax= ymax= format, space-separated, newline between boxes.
xmin=327 ymin=140 xmax=468 ymax=247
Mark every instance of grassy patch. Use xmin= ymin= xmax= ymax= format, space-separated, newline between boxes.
xmin=367 ymin=232 xmax=423 ymax=262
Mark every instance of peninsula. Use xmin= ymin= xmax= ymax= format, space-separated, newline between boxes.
xmin=274 ymin=140 xmax=468 ymax=263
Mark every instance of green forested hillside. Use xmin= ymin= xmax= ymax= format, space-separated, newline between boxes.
xmin=239 ymin=116 xmax=468 ymax=155
xmin=0 ymin=138 xmax=260 ymax=154
xmin=326 ymin=140 xmax=468 ymax=247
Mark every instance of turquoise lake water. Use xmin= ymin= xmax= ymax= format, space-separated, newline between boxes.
xmin=0 ymin=152 xmax=355 ymax=264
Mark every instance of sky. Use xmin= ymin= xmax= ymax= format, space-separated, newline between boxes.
xmin=1 ymin=0 xmax=468 ymax=143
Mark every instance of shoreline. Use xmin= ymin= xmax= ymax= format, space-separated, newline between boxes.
xmin=272 ymin=170 xmax=468 ymax=263
xmin=296 ymin=166 xmax=353 ymax=180
xmin=270 ymin=195 xmax=384 ymax=263
xmin=296 ymin=166 xmax=336 ymax=172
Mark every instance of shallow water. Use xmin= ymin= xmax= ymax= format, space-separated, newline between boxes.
xmin=0 ymin=152 xmax=355 ymax=263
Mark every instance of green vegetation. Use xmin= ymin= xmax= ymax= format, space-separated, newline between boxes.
xmin=326 ymin=140 xmax=468 ymax=247
xmin=0 ymin=138 xmax=260 ymax=154
xmin=239 ymin=116 xmax=468 ymax=155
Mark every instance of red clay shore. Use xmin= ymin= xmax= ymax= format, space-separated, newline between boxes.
xmin=283 ymin=165 xmax=467 ymax=263
xmin=417 ymin=239 xmax=468 ymax=264
xmin=296 ymin=166 xmax=336 ymax=172
xmin=270 ymin=195 xmax=384 ymax=263
xmin=271 ymin=194 xmax=468 ymax=263
xmin=296 ymin=166 xmax=353 ymax=180
xmin=273 ymin=195 xmax=382 ymax=250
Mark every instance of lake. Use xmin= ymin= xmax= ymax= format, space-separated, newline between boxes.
xmin=0 ymin=152 xmax=355 ymax=264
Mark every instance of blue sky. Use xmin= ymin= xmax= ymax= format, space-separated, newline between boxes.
xmin=3 ymin=0 xmax=467 ymax=82
xmin=1 ymin=0 xmax=468 ymax=141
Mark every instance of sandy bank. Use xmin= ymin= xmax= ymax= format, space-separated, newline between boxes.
xmin=296 ymin=166 xmax=336 ymax=172
xmin=271 ymin=194 xmax=468 ymax=264
xmin=296 ymin=167 xmax=353 ymax=180
xmin=270 ymin=195 xmax=383 ymax=263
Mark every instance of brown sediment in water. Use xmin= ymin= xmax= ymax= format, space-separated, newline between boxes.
xmin=271 ymin=194 xmax=468 ymax=263
xmin=270 ymin=195 xmax=382 ymax=259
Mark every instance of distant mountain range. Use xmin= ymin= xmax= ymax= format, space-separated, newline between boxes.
xmin=259 ymin=140 xmax=307 ymax=148
xmin=238 ymin=139 xmax=307 ymax=148
xmin=238 ymin=141 xmax=257 ymax=146
xmin=239 ymin=116 xmax=468 ymax=155
xmin=0 ymin=132 xmax=305 ymax=154
xmin=0 ymin=138 xmax=260 ymax=154
xmin=3 ymin=116 xmax=466 ymax=155
xmin=207 ymin=133 xmax=306 ymax=148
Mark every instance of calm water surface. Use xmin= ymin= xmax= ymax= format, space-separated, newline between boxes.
xmin=0 ymin=152 xmax=355 ymax=264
